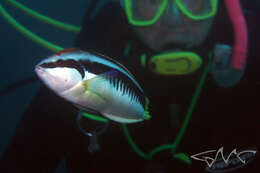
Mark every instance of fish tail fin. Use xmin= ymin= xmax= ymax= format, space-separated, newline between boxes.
xmin=144 ymin=112 xmax=152 ymax=120
xmin=144 ymin=97 xmax=152 ymax=120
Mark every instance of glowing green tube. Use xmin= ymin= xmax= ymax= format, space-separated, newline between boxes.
xmin=122 ymin=55 xmax=212 ymax=164
xmin=0 ymin=3 xmax=63 ymax=52
xmin=81 ymin=111 xmax=109 ymax=123
xmin=170 ymin=54 xmax=212 ymax=154
xmin=3 ymin=0 xmax=80 ymax=33
xmin=122 ymin=124 xmax=152 ymax=160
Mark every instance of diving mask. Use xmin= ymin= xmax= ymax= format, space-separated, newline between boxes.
xmin=123 ymin=0 xmax=217 ymax=75
xmin=124 ymin=0 xmax=218 ymax=26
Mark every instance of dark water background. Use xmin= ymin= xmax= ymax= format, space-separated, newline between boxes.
xmin=0 ymin=0 xmax=119 ymax=172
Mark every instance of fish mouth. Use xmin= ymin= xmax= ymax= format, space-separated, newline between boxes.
xmin=34 ymin=66 xmax=55 ymax=86
xmin=34 ymin=66 xmax=52 ymax=80
xmin=35 ymin=66 xmax=45 ymax=78
xmin=34 ymin=66 xmax=69 ymax=93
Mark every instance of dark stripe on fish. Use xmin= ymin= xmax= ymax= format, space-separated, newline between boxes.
xmin=89 ymin=51 xmax=136 ymax=79
xmin=40 ymin=59 xmax=85 ymax=79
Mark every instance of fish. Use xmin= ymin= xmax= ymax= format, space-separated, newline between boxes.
xmin=35 ymin=48 xmax=150 ymax=123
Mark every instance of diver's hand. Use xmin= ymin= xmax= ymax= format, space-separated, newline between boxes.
xmin=210 ymin=44 xmax=246 ymax=88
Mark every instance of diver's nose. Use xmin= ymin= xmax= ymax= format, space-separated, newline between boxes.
xmin=162 ymin=1 xmax=185 ymax=27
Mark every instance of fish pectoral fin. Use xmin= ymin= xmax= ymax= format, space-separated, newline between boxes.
xmin=83 ymin=74 xmax=107 ymax=86
xmin=84 ymin=70 xmax=117 ymax=83
xmin=86 ymin=90 xmax=107 ymax=104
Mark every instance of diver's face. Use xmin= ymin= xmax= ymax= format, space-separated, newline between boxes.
xmin=130 ymin=0 xmax=215 ymax=51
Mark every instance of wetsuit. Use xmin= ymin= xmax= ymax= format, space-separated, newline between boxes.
xmin=1 ymin=2 xmax=259 ymax=173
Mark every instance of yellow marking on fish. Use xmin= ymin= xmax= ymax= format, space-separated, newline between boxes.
xmin=83 ymin=81 xmax=88 ymax=91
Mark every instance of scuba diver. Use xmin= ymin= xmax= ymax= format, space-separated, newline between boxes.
xmin=0 ymin=0 xmax=259 ymax=172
